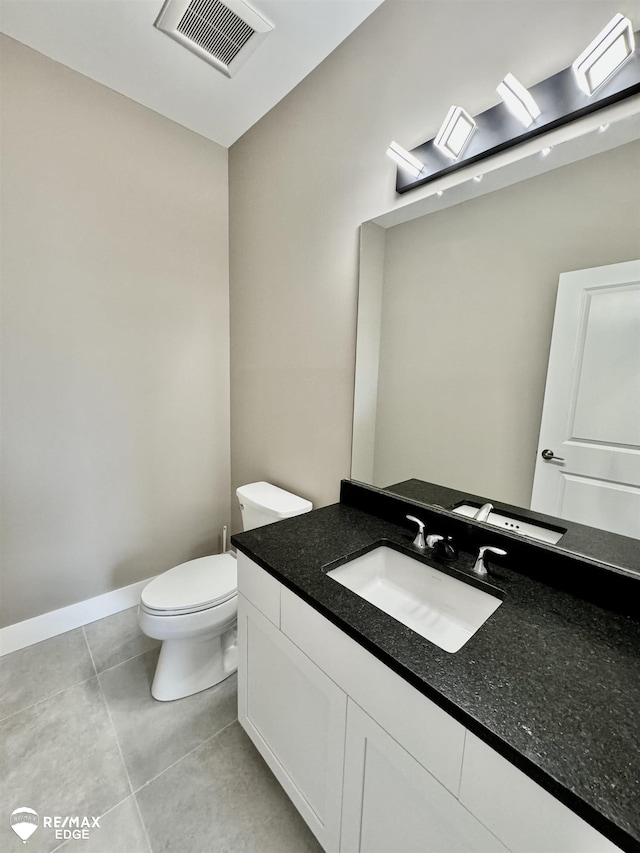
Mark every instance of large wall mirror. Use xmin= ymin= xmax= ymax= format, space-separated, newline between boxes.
xmin=352 ymin=103 xmax=640 ymax=540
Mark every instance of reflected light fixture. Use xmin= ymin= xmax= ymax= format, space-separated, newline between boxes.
xmin=497 ymin=73 xmax=541 ymax=127
xmin=540 ymin=146 xmax=553 ymax=156
xmin=434 ymin=106 xmax=477 ymax=160
xmin=572 ymin=13 xmax=635 ymax=95
xmin=386 ymin=141 xmax=424 ymax=178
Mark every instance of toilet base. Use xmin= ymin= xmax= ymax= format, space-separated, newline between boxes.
xmin=151 ymin=624 xmax=238 ymax=701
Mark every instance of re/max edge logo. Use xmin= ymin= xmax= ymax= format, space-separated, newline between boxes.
xmin=10 ymin=808 xmax=101 ymax=843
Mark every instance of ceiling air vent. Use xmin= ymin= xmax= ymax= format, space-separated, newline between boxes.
xmin=154 ymin=0 xmax=274 ymax=78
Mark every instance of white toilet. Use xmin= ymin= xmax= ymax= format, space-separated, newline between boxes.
xmin=138 ymin=482 xmax=312 ymax=701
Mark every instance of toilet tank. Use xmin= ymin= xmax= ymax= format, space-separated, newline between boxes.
xmin=236 ymin=482 xmax=312 ymax=531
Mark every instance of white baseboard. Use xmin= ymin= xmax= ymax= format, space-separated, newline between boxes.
xmin=0 ymin=577 xmax=156 ymax=657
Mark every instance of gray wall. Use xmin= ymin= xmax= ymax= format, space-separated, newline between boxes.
xmin=373 ymin=141 xmax=640 ymax=505
xmin=228 ymin=0 xmax=640 ymax=529
xmin=1 ymin=37 xmax=231 ymax=627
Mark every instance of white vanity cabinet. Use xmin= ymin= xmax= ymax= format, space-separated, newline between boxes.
xmin=237 ymin=553 xmax=622 ymax=853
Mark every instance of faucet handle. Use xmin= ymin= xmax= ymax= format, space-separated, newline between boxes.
xmin=473 ymin=544 xmax=507 ymax=577
xmin=426 ymin=533 xmax=444 ymax=549
xmin=406 ymin=515 xmax=426 ymax=549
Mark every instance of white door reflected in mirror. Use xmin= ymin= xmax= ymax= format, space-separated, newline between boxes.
xmin=531 ymin=259 xmax=640 ymax=539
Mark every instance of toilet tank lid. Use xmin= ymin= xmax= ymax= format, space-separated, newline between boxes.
xmin=236 ymin=481 xmax=312 ymax=518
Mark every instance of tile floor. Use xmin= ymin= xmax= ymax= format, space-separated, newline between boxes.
xmin=1 ymin=607 xmax=322 ymax=853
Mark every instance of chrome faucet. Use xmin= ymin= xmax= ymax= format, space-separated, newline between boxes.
xmin=406 ymin=516 xmax=443 ymax=551
xmin=474 ymin=503 xmax=493 ymax=523
xmin=472 ymin=544 xmax=507 ymax=577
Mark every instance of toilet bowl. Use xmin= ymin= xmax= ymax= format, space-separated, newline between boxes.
xmin=138 ymin=553 xmax=238 ymax=701
xmin=138 ymin=482 xmax=312 ymax=701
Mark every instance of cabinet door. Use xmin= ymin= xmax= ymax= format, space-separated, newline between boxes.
xmin=341 ymin=701 xmax=509 ymax=853
xmin=238 ymin=594 xmax=347 ymax=852
xmin=281 ymin=585 xmax=465 ymax=796
xmin=459 ymin=733 xmax=621 ymax=853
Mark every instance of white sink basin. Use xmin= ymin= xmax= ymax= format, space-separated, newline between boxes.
xmin=327 ymin=547 xmax=502 ymax=653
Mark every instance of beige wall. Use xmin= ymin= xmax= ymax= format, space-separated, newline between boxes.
xmin=372 ymin=142 xmax=640 ymax=505
xmin=228 ymin=0 xmax=640 ymax=529
xmin=0 ymin=37 xmax=230 ymax=627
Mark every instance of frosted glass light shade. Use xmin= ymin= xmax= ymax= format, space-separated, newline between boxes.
xmin=497 ymin=73 xmax=541 ymax=127
xmin=434 ymin=106 xmax=477 ymax=160
xmin=386 ymin=141 xmax=424 ymax=178
xmin=572 ymin=13 xmax=635 ymax=95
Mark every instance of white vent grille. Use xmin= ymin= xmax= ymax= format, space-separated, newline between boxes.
xmin=177 ymin=0 xmax=254 ymax=66
xmin=155 ymin=0 xmax=273 ymax=78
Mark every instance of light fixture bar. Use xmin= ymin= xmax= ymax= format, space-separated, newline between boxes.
xmin=434 ymin=106 xmax=477 ymax=160
xmin=497 ymin=73 xmax=541 ymax=127
xmin=386 ymin=141 xmax=424 ymax=178
xmin=572 ymin=13 xmax=635 ymax=95
xmin=388 ymin=21 xmax=640 ymax=194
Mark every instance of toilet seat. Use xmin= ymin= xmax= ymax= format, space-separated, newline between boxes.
xmin=140 ymin=553 xmax=237 ymax=616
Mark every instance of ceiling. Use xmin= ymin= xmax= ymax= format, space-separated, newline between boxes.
xmin=0 ymin=0 xmax=383 ymax=148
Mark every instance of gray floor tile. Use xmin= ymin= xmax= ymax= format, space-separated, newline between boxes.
xmin=0 ymin=629 xmax=95 ymax=721
xmin=84 ymin=607 xmax=159 ymax=674
xmin=56 ymin=796 xmax=151 ymax=853
xmin=99 ymin=648 xmax=237 ymax=791
xmin=0 ymin=678 xmax=131 ymax=853
xmin=136 ymin=722 xmax=322 ymax=853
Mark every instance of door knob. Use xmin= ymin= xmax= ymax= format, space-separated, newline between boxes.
xmin=541 ymin=448 xmax=565 ymax=462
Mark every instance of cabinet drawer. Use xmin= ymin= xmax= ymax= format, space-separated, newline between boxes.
xmin=237 ymin=552 xmax=281 ymax=626
xmin=281 ymin=585 xmax=465 ymax=796
xmin=459 ymin=732 xmax=621 ymax=853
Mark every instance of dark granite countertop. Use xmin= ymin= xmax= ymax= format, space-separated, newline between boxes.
xmin=232 ymin=484 xmax=640 ymax=852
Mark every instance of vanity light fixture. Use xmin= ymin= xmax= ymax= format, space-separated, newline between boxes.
xmin=497 ymin=73 xmax=541 ymax=127
xmin=388 ymin=15 xmax=639 ymax=195
xmin=473 ymin=175 xmax=484 ymax=182
xmin=572 ymin=13 xmax=635 ymax=96
xmin=434 ymin=106 xmax=477 ymax=160
xmin=599 ymin=122 xmax=611 ymax=132
xmin=436 ymin=189 xmax=444 ymax=197
xmin=386 ymin=141 xmax=424 ymax=178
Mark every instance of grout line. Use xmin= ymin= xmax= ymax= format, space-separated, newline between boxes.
xmin=0 ymin=628 xmax=102 ymax=724
xmin=96 ymin=675 xmax=137 ymax=800
xmin=82 ymin=625 xmax=99 ymax=677
xmin=458 ymin=729 xmax=467 ymax=798
xmin=132 ymin=716 xmax=238 ymax=796
xmin=88 ymin=672 xmax=144 ymax=847
xmin=49 ymin=794 xmax=135 ymax=853
xmin=132 ymin=790 xmax=155 ymax=853
xmin=1 ymin=636 xmax=156 ymax=724
xmin=0 ymin=674 xmax=99 ymax=724
xmin=93 ymin=642 xmax=160 ymax=678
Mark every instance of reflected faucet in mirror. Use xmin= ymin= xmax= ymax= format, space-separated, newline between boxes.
xmin=474 ymin=503 xmax=493 ymax=522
